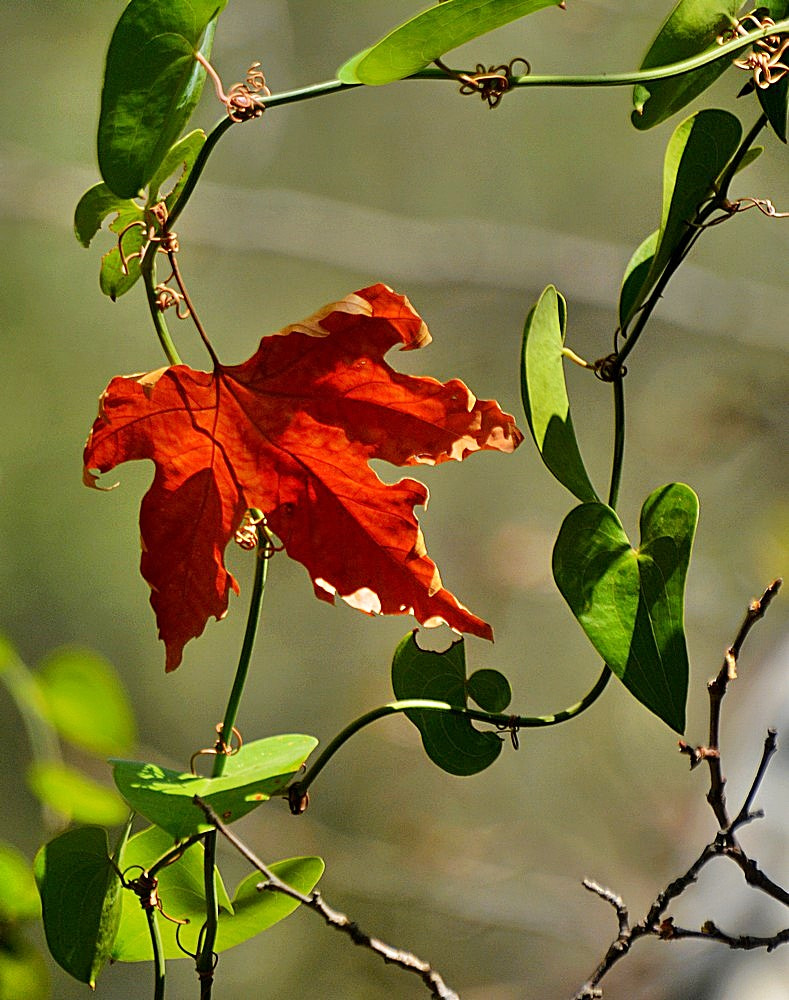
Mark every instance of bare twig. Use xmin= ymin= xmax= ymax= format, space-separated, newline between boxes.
xmin=573 ymin=582 xmax=786 ymax=998
xmin=193 ymin=796 xmax=460 ymax=1000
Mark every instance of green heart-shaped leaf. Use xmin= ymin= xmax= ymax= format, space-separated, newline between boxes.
xmin=631 ymin=0 xmax=739 ymax=130
xmin=98 ymin=0 xmax=227 ymax=198
xmin=111 ymin=735 xmax=317 ymax=839
xmin=148 ymin=129 xmax=206 ymax=207
xmin=34 ymin=826 xmax=126 ymax=987
xmin=552 ymin=483 xmax=699 ymax=732
xmin=620 ymin=110 xmax=741 ymax=331
xmin=391 ymin=632 xmax=507 ymax=775
xmin=337 ymin=0 xmax=560 ymax=85
xmin=521 ymin=285 xmax=598 ymax=502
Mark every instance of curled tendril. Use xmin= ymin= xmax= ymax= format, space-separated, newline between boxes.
xmin=436 ymin=56 xmax=531 ymax=109
xmin=189 ymin=724 xmax=243 ymax=774
xmin=116 ymin=202 xmax=174 ymax=276
xmin=195 ymin=52 xmax=270 ymax=122
xmin=718 ymin=13 xmax=789 ymax=89
xmin=593 ymin=354 xmax=625 ymax=382
xmin=496 ymin=716 xmax=521 ymax=750
xmin=153 ymin=281 xmax=190 ymax=319
xmin=234 ymin=509 xmax=286 ymax=557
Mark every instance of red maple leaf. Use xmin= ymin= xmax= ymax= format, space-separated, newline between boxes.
xmin=84 ymin=284 xmax=523 ymax=671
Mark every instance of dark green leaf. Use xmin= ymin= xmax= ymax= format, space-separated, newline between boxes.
xmin=34 ymin=827 xmax=123 ymax=987
xmin=27 ymin=763 xmax=128 ymax=827
xmin=466 ymin=669 xmax=512 ymax=713
xmin=112 ymin=825 xmax=232 ymax=962
xmin=36 ymin=646 xmax=136 ymax=756
xmin=631 ymin=0 xmax=739 ymax=130
xmin=0 ymin=843 xmax=41 ymax=922
xmin=148 ymin=129 xmax=207 ymax=206
xmin=337 ymin=0 xmax=561 ymax=85
xmin=620 ymin=110 xmax=741 ymax=330
xmin=391 ymin=632 xmax=502 ymax=775
xmin=552 ymin=483 xmax=698 ymax=732
xmin=98 ymin=0 xmax=227 ymax=198
xmin=111 ymin=735 xmax=318 ymax=839
xmin=521 ymin=286 xmax=598 ymax=501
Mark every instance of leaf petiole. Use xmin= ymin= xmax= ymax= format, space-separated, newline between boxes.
xmin=289 ymin=667 xmax=611 ymax=798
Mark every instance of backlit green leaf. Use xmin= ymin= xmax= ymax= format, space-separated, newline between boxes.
xmin=112 ymin=735 xmax=318 ymax=839
xmin=466 ymin=669 xmax=512 ymax=713
xmin=34 ymin=827 xmax=123 ymax=987
xmin=27 ymin=762 xmax=128 ymax=827
xmin=74 ymin=183 xmax=142 ymax=249
xmin=552 ymin=483 xmax=698 ymax=732
xmin=36 ymin=646 xmax=136 ymax=757
xmin=98 ymin=0 xmax=227 ymax=198
xmin=148 ymin=129 xmax=207 ymax=207
xmin=521 ymin=286 xmax=598 ymax=501
xmin=0 ymin=843 xmax=40 ymax=923
xmin=337 ymin=0 xmax=561 ymax=85
xmin=391 ymin=632 xmax=503 ymax=775
xmin=619 ymin=230 xmax=658 ymax=332
xmin=631 ymin=0 xmax=739 ymax=130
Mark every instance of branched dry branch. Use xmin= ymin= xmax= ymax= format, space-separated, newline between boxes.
xmin=193 ymin=796 xmax=460 ymax=1000
xmin=573 ymin=580 xmax=786 ymax=1000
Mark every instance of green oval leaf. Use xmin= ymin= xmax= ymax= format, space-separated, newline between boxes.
xmin=631 ymin=0 xmax=739 ymax=130
xmin=337 ymin=0 xmax=561 ymax=86
xmin=98 ymin=0 xmax=227 ymax=198
xmin=521 ymin=286 xmax=598 ymax=502
xmin=620 ymin=109 xmax=741 ymax=330
xmin=74 ymin=183 xmax=143 ymax=249
xmin=111 ymin=735 xmax=318 ymax=839
xmin=467 ymin=668 xmax=512 ymax=713
xmin=36 ymin=647 xmax=136 ymax=757
xmin=552 ymin=483 xmax=699 ymax=733
xmin=27 ymin=762 xmax=129 ymax=827
xmin=34 ymin=827 xmax=123 ymax=987
xmin=391 ymin=632 xmax=502 ymax=775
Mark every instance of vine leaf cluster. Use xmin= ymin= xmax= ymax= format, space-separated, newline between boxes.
xmin=8 ymin=0 xmax=787 ymax=998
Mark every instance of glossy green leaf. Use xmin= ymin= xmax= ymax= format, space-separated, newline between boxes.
xmin=112 ymin=825 xmax=232 ymax=962
xmin=466 ymin=668 xmax=512 ymax=713
xmin=521 ymin=286 xmax=598 ymax=501
xmin=112 ymin=735 xmax=318 ymax=839
xmin=391 ymin=632 xmax=503 ymax=775
xmin=620 ymin=110 xmax=741 ymax=331
xmin=148 ymin=129 xmax=207 ymax=206
xmin=36 ymin=646 xmax=136 ymax=756
xmin=631 ymin=0 xmax=739 ymax=130
xmin=337 ymin=0 xmax=560 ymax=85
xmin=552 ymin=483 xmax=698 ymax=733
xmin=0 ymin=843 xmax=40 ymax=922
xmin=34 ymin=827 xmax=123 ymax=987
xmin=27 ymin=762 xmax=128 ymax=827
xmin=98 ymin=0 xmax=227 ymax=198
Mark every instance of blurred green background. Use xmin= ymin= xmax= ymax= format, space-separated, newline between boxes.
xmin=1 ymin=1 xmax=787 ymax=997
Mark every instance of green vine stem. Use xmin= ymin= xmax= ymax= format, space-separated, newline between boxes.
xmin=145 ymin=908 xmax=166 ymax=1000
xmin=167 ymin=19 xmax=788 ymax=229
xmin=142 ymin=245 xmax=182 ymax=366
xmin=195 ymin=535 xmax=271 ymax=994
xmin=290 ymin=666 xmax=611 ymax=798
